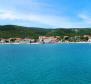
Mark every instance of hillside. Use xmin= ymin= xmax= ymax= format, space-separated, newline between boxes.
xmin=0 ymin=25 xmax=91 ymax=39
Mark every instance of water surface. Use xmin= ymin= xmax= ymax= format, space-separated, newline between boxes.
xmin=0 ymin=44 xmax=91 ymax=84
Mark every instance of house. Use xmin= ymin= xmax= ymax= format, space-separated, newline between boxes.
xmin=0 ymin=38 xmax=10 ymax=43
xmin=14 ymin=38 xmax=23 ymax=43
xmin=87 ymin=36 xmax=91 ymax=42
xmin=39 ymin=36 xmax=60 ymax=43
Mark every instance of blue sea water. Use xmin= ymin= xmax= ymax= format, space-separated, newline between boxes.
xmin=0 ymin=44 xmax=91 ymax=84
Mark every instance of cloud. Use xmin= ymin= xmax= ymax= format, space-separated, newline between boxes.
xmin=0 ymin=10 xmax=17 ymax=20
xmin=0 ymin=0 xmax=76 ymax=28
xmin=0 ymin=9 xmax=91 ymax=28
xmin=78 ymin=13 xmax=91 ymax=24
xmin=0 ymin=9 xmax=73 ymax=28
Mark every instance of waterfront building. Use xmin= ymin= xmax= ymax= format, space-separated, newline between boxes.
xmin=39 ymin=36 xmax=60 ymax=43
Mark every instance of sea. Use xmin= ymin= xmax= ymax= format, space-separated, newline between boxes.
xmin=0 ymin=44 xmax=91 ymax=84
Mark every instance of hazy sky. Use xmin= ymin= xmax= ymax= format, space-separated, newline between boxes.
xmin=0 ymin=0 xmax=91 ymax=28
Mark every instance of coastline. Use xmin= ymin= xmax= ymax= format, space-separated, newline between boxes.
xmin=0 ymin=42 xmax=91 ymax=45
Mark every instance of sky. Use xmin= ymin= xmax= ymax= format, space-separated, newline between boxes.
xmin=0 ymin=0 xmax=91 ymax=28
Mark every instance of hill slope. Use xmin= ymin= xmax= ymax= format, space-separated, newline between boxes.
xmin=0 ymin=25 xmax=91 ymax=38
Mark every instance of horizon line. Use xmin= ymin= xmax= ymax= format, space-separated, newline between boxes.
xmin=0 ymin=24 xmax=91 ymax=29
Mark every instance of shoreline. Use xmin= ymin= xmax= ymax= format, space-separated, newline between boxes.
xmin=0 ymin=42 xmax=91 ymax=44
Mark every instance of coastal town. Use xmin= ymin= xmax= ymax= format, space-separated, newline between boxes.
xmin=0 ymin=35 xmax=91 ymax=44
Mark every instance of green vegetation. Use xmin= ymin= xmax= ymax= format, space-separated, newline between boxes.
xmin=0 ymin=25 xmax=91 ymax=39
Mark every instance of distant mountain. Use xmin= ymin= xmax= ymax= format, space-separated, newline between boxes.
xmin=0 ymin=25 xmax=91 ymax=39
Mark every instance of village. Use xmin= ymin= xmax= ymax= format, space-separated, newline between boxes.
xmin=0 ymin=35 xmax=91 ymax=44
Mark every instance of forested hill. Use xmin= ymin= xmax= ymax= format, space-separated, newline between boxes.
xmin=0 ymin=25 xmax=91 ymax=39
